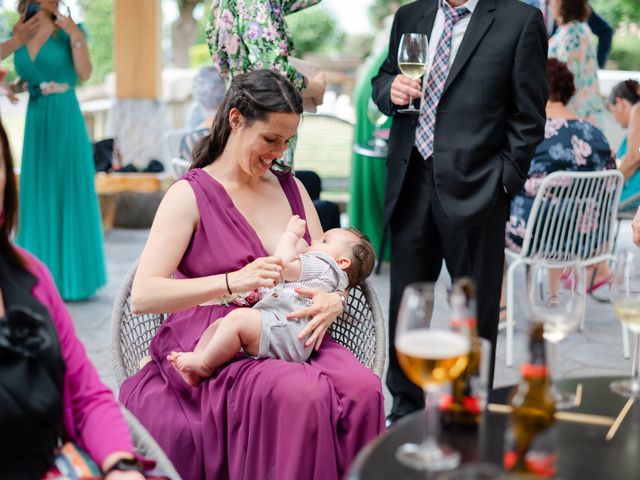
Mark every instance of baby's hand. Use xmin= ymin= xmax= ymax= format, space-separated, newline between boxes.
xmin=286 ymin=215 xmax=306 ymax=238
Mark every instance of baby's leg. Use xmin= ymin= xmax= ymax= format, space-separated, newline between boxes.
xmin=168 ymin=309 xmax=262 ymax=386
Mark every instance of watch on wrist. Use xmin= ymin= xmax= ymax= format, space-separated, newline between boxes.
xmin=104 ymin=457 xmax=145 ymax=475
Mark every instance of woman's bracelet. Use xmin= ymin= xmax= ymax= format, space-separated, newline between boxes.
xmin=225 ymin=272 xmax=233 ymax=295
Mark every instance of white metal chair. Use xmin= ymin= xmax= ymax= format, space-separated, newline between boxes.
xmin=111 ymin=259 xmax=387 ymax=386
xmin=504 ymin=170 xmax=629 ymax=366
xmin=171 ymin=157 xmax=190 ymax=178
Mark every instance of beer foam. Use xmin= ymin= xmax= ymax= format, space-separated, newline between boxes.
xmin=396 ymin=329 xmax=470 ymax=359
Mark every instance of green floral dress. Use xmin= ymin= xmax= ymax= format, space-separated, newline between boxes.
xmin=206 ymin=0 xmax=321 ymax=91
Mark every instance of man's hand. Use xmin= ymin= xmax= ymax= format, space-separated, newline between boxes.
xmin=390 ymin=74 xmax=421 ymax=107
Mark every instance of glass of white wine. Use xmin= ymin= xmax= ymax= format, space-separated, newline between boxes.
xmin=528 ymin=258 xmax=585 ymax=409
xmin=397 ymin=33 xmax=428 ymax=114
xmin=610 ymin=250 xmax=640 ymax=398
xmin=395 ymin=283 xmax=470 ymax=471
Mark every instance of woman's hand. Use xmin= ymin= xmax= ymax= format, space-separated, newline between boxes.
xmin=288 ymin=289 xmax=343 ymax=350
xmin=12 ymin=14 xmax=39 ymax=46
xmin=54 ymin=12 xmax=83 ymax=42
xmin=227 ymin=256 xmax=284 ymax=293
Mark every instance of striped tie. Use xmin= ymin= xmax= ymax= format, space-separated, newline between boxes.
xmin=415 ymin=2 xmax=470 ymax=160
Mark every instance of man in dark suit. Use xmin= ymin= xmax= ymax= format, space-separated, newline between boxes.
xmin=372 ymin=0 xmax=547 ymax=423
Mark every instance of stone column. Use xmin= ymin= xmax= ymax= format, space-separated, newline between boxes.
xmin=108 ymin=0 xmax=167 ymax=169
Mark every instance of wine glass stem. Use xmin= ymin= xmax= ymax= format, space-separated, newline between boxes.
xmin=423 ymin=384 xmax=441 ymax=449
xmin=407 ymin=95 xmax=413 ymax=109
xmin=632 ymin=331 xmax=640 ymax=392
xmin=547 ymin=340 xmax=559 ymax=385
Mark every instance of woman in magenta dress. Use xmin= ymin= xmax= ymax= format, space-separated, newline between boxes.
xmin=119 ymin=70 xmax=385 ymax=480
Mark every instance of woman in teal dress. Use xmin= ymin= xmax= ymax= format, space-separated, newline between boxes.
xmin=14 ymin=0 xmax=105 ymax=300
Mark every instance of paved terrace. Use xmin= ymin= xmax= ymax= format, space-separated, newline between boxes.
xmin=71 ymin=223 xmax=636 ymax=410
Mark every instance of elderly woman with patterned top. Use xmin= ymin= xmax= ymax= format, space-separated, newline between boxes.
xmin=0 ymin=119 xmax=144 ymax=479
xmin=120 ymin=69 xmax=384 ymax=480
xmin=607 ymin=80 xmax=640 ymax=203
xmin=500 ymin=59 xmax=615 ymax=319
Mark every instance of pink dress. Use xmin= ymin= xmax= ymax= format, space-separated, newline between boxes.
xmin=119 ymin=169 xmax=385 ymax=479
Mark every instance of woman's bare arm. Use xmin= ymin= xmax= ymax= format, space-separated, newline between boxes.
xmin=131 ymin=181 xmax=283 ymax=314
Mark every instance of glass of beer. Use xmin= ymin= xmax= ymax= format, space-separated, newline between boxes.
xmin=610 ymin=250 xmax=640 ymax=398
xmin=396 ymin=33 xmax=428 ymax=114
xmin=527 ymin=258 xmax=585 ymax=409
xmin=395 ymin=282 xmax=471 ymax=471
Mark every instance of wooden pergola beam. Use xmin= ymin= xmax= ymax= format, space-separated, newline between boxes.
xmin=114 ymin=0 xmax=162 ymax=99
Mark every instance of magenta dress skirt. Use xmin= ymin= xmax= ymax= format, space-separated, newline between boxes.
xmin=119 ymin=169 xmax=385 ymax=479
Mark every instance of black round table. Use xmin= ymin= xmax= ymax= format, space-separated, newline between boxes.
xmin=348 ymin=377 xmax=640 ymax=479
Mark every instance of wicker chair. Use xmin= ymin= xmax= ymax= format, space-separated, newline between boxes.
xmin=111 ymin=259 xmax=387 ymax=387
xmin=122 ymin=406 xmax=181 ymax=479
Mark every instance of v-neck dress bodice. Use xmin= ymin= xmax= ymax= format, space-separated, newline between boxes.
xmin=175 ymin=168 xmax=311 ymax=280
xmin=119 ymin=169 xmax=384 ymax=480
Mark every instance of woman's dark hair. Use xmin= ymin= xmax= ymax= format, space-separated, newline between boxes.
xmin=607 ymin=79 xmax=640 ymax=106
xmin=547 ymin=58 xmax=575 ymax=105
xmin=343 ymin=228 xmax=376 ymax=289
xmin=0 ymin=117 xmax=24 ymax=268
xmin=191 ymin=69 xmax=303 ymax=174
xmin=555 ymin=0 xmax=589 ymax=24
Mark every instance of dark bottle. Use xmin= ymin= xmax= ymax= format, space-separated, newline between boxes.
xmin=503 ymin=322 xmax=557 ymax=477
xmin=441 ymin=278 xmax=483 ymax=429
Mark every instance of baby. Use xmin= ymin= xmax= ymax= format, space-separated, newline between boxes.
xmin=168 ymin=215 xmax=375 ymax=386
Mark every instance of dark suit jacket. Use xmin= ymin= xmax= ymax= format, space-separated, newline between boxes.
xmin=372 ymin=0 xmax=548 ymax=228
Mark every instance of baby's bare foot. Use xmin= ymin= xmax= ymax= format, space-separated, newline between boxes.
xmin=167 ymin=351 xmax=211 ymax=386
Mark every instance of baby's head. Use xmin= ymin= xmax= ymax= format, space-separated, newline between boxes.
xmin=308 ymin=228 xmax=375 ymax=288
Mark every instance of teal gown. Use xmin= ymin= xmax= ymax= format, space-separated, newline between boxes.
xmin=15 ymin=27 xmax=106 ymax=300
xmin=349 ymin=48 xmax=391 ymax=261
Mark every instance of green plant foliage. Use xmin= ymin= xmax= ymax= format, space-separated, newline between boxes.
xmin=287 ymin=5 xmax=343 ymax=57
xmin=189 ymin=43 xmax=211 ymax=68
xmin=341 ymin=33 xmax=376 ymax=60
xmin=591 ymin=0 xmax=640 ymax=27
xmin=609 ymin=35 xmax=640 ymax=71
xmin=368 ymin=0 xmax=413 ymax=27
xmin=77 ymin=0 xmax=113 ymax=84
xmin=0 ymin=10 xmax=20 ymax=81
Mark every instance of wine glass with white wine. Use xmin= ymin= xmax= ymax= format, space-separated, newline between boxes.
xmin=397 ymin=33 xmax=428 ymax=114
xmin=528 ymin=258 xmax=585 ymax=409
xmin=610 ymin=250 xmax=640 ymax=398
xmin=395 ymin=283 xmax=470 ymax=471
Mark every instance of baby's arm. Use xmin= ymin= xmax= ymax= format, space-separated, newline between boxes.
xmin=274 ymin=215 xmax=305 ymax=281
